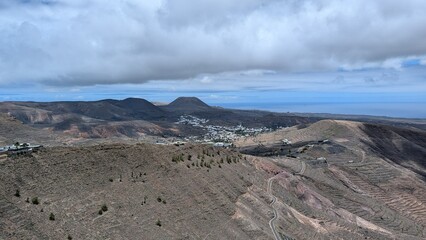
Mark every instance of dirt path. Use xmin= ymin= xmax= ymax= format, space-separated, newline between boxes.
xmin=267 ymin=175 xmax=282 ymax=240
xmin=296 ymin=161 xmax=306 ymax=175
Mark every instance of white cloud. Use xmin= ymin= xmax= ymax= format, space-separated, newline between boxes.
xmin=0 ymin=0 xmax=426 ymax=86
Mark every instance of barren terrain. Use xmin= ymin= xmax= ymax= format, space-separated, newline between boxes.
xmin=1 ymin=98 xmax=426 ymax=239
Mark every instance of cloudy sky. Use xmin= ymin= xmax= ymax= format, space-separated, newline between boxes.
xmin=1 ymin=0 xmax=426 ymax=117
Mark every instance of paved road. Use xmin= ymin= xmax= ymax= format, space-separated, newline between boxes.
xmin=267 ymin=176 xmax=282 ymax=240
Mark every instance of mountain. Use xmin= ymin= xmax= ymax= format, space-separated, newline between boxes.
xmin=162 ymin=97 xmax=212 ymax=113
xmin=0 ymin=97 xmax=424 ymax=140
xmin=8 ymin=98 xmax=166 ymax=122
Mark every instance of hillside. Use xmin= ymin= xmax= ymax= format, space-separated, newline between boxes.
xmin=1 ymin=120 xmax=426 ymax=239
xmin=0 ymin=114 xmax=65 ymax=146
xmin=0 ymin=144 xmax=274 ymax=239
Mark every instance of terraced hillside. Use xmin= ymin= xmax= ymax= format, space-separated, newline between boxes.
xmin=236 ymin=120 xmax=426 ymax=239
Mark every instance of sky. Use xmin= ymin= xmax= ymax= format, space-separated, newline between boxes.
xmin=0 ymin=0 xmax=426 ymax=118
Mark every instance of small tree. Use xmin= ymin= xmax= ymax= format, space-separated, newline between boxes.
xmin=32 ymin=197 xmax=39 ymax=205
xmin=101 ymin=204 xmax=108 ymax=212
xmin=49 ymin=213 xmax=55 ymax=221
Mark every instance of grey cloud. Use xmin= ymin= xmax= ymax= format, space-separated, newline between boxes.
xmin=0 ymin=0 xmax=426 ymax=86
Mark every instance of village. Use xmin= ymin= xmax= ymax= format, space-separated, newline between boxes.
xmin=175 ymin=115 xmax=273 ymax=145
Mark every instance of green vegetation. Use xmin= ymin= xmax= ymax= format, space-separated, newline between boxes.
xmin=31 ymin=197 xmax=39 ymax=205
xmin=172 ymin=154 xmax=184 ymax=163
xmin=98 ymin=204 xmax=108 ymax=215
xmin=101 ymin=204 xmax=108 ymax=212
xmin=49 ymin=213 xmax=55 ymax=221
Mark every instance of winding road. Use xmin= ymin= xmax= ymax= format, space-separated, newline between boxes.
xmin=267 ymin=175 xmax=282 ymax=240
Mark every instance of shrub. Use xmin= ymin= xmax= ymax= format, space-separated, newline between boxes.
xmin=14 ymin=189 xmax=20 ymax=197
xmin=156 ymin=220 xmax=162 ymax=227
xmin=157 ymin=197 xmax=162 ymax=202
xmin=67 ymin=235 xmax=73 ymax=240
xmin=31 ymin=197 xmax=39 ymax=205
xmin=101 ymin=204 xmax=108 ymax=212
xmin=187 ymin=155 xmax=192 ymax=161
xmin=98 ymin=210 xmax=103 ymax=215
xmin=49 ymin=213 xmax=55 ymax=221
xmin=162 ymin=199 xmax=166 ymax=204
xmin=25 ymin=197 xmax=30 ymax=203
xmin=109 ymin=178 xmax=113 ymax=182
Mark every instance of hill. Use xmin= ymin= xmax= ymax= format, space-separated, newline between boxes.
xmin=164 ymin=97 xmax=212 ymax=112
xmin=0 ymin=114 xmax=66 ymax=146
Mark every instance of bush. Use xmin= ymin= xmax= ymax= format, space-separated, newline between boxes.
xmin=49 ymin=213 xmax=55 ymax=221
xmin=157 ymin=197 xmax=162 ymax=202
xmin=67 ymin=235 xmax=73 ymax=240
xmin=101 ymin=204 xmax=108 ymax=212
xmin=109 ymin=178 xmax=113 ymax=182
xmin=14 ymin=189 xmax=20 ymax=197
xmin=98 ymin=210 xmax=103 ymax=215
xmin=31 ymin=197 xmax=39 ymax=205
xmin=156 ymin=220 xmax=162 ymax=227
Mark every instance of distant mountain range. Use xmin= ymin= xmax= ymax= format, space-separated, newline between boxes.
xmin=0 ymin=97 xmax=425 ymax=140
